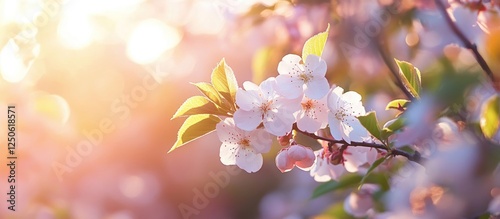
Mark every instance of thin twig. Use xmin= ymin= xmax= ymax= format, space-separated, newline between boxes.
xmin=294 ymin=125 xmax=425 ymax=164
xmin=433 ymin=0 xmax=496 ymax=86
xmin=374 ymin=40 xmax=415 ymax=100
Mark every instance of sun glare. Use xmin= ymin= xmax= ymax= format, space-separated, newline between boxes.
xmin=0 ymin=40 xmax=37 ymax=83
xmin=126 ymin=19 xmax=182 ymax=65
xmin=57 ymin=13 xmax=95 ymax=50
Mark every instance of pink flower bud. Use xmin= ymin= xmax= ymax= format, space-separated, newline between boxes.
xmin=275 ymin=149 xmax=294 ymax=173
xmin=344 ymin=184 xmax=378 ymax=217
xmin=275 ymin=145 xmax=316 ymax=172
xmin=344 ymin=192 xmax=374 ymax=217
xmin=288 ymin=145 xmax=315 ymax=169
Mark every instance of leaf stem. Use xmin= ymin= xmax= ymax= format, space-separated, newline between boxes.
xmin=433 ymin=0 xmax=496 ymax=87
xmin=293 ymin=125 xmax=425 ymax=164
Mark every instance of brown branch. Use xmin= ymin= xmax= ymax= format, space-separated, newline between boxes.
xmin=294 ymin=125 xmax=425 ymax=164
xmin=374 ymin=40 xmax=415 ymax=100
xmin=433 ymin=0 xmax=496 ymax=86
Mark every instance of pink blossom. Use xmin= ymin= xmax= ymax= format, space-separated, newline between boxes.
xmin=234 ymin=77 xmax=301 ymax=136
xmin=216 ymin=118 xmax=273 ymax=173
xmin=275 ymin=144 xmax=315 ymax=173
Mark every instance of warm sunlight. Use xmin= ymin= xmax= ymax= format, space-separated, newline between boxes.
xmin=0 ymin=40 xmax=36 ymax=83
xmin=126 ymin=19 xmax=182 ymax=65
xmin=57 ymin=13 xmax=95 ymax=50
xmin=2 ymin=0 xmax=500 ymax=218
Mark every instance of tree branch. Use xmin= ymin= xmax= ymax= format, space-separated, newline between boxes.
xmin=374 ymin=40 xmax=415 ymax=100
xmin=294 ymin=126 xmax=426 ymax=164
xmin=433 ymin=0 xmax=496 ymax=86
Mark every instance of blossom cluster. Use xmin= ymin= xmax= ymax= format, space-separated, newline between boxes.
xmin=215 ymin=53 xmax=375 ymax=182
xmin=170 ymin=5 xmax=500 ymax=215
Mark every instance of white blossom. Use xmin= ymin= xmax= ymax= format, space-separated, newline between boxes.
xmin=234 ymin=77 xmax=300 ymax=136
xmin=216 ymin=118 xmax=272 ymax=173
xmin=327 ymin=86 xmax=369 ymax=143
xmin=275 ymin=54 xmax=329 ymax=100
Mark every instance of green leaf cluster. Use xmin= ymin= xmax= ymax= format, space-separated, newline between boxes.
xmin=169 ymin=59 xmax=238 ymax=153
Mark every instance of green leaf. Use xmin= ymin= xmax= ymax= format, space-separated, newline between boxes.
xmin=302 ymin=24 xmax=330 ymax=61
xmin=381 ymin=117 xmax=406 ymax=140
xmin=385 ymin=99 xmax=410 ymax=111
xmin=434 ymin=73 xmax=479 ymax=106
xmin=312 ymin=174 xmax=361 ymax=198
xmin=172 ymin=96 xmax=224 ymax=119
xmin=358 ymin=156 xmax=387 ymax=190
xmin=191 ymin=82 xmax=232 ymax=111
xmin=168 ymin=114 xmax=221 ymax=153
xmin=312 ymin=173 xmax=390 ymax=199
xmin=358 ymin=111 xmax=382 ymax=141
xmin=394 ymin=59 xmax=422 ymax=98
xmin=211 ymin=59 xmax=238 ymax=109
xmin=480 ymin=94 xmax=500 ymax=139
xmin=191 ymin=82 xmax=223 ymax=105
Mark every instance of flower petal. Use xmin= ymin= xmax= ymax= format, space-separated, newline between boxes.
xmin=219 ymin=142 xmax=238 ymax=165
xmin=341 ymin=121 xmax=354 ymax=143
xmin=216 ymin=118 xmax=241 ymax=143
xmin=235 ymin=147 xmax=263 ymax=173
xmin=236 ymin=88 xmax=261 ymax=111
xmin=259 ymin=77 xmax=278 ymax=100
xmin=234 ymin=109 xmax=262 ymax=131
xmin=276 ymin=149 xmax=294 ymax=173
xmin=295 ymin=146 xmax=316 ymax=170
xmin=297 ymin=110 xmax=322 ymax=133
xmin=243 ymin=81 xmax=260 ymax=91
xmin=310 ymin=150 xmax=346 ymax=182
xmin=249 ymin=128 xmax=272 ymax=153
xmin=342 ymin=91 xmax=362 ymax=103
xmin=276 ymin=74 xmax=304 ymax=99
xmin=278 ymin=54 xmax=303 ymax=76
xmin=327 ymin=86 xmax=343 ymax=110
xmin=306 ymin=55 xmax=327 ymax=77
xmin=346 ymin=119 xmax=368 ymax=142
xmin=274 ymin=96 xmax=302 ymax=113
xmin=344 ymin=147 xmax=368 ymax=173
xmin=264 ymin=111 xmax=294 ymax=136
xmin=328 ymin=113 xmax=344 ymax=140
xmin=328 ymin=164 xmax=346 ymax=181
xmin=305 ymin=77 xmax=329 ymax=99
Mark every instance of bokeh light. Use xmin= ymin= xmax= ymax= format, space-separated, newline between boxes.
xmin=126 ymin=19 xmax=182 ymax=64
xmin=1 ymin=0 xmax=499 ymax=218
xmin=0 ymin=39 xmax=39 ymax=83
xmin=57 ymin=13 xmax=95 ymax=49
xmin=31 ymin=92 xmax=70 ymax=125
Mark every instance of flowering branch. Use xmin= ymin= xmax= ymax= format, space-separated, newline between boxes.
xmin=293 ymin=125 xmax=426 ymax=165
xmin=433 ymin=0 xmax=496 ymax=86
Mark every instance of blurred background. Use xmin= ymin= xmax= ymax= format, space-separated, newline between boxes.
xmin=0 ymin=0 xmax=499 ymax=218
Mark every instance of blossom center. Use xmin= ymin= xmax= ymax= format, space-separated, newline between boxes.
xmin=260 ymin=100 xmax=273 ymax=113
xmin=334 ymin=108 xmax=348 ymax=121
xmin=299 ymin=73 xmax=312 ymax=83
xmin=238 ymin=138 xmax=250 ymax=147
xmin=301 ymin=100 xmax=314 ymax=111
